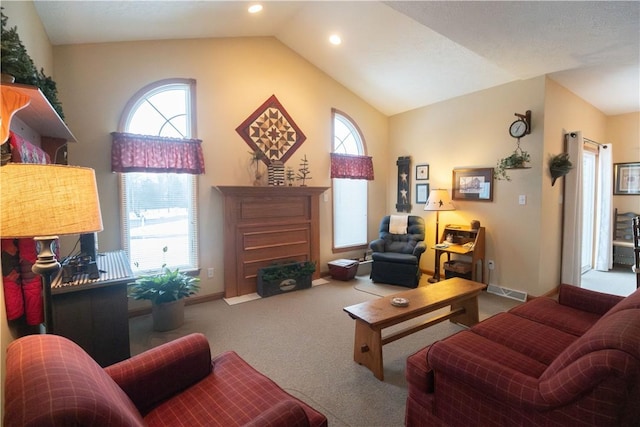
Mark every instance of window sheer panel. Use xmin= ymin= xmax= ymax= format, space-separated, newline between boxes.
xmin=333 ymin=178 xmax=368 ymax=248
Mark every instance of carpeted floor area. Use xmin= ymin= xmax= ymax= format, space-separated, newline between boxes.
xmin=128 ymin=275 xmax=519 ymax=427
xmin=581 ymin=264 xmax=636 ymax=296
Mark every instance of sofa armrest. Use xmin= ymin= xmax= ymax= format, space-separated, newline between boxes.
xmin=242 ymin=400 xmax=310 ymax=427
xmin=558 ymin=284 xmax=624 ymax=315
xmin=105 ymin=333 xmax=212 ymax=415
xmin=413 ymin=241 xmax=426 ymax=258
xmin=370 ymin=238 xmax=385 ymax=252
xmin=428 ymin=341 xmax=549 ymax=410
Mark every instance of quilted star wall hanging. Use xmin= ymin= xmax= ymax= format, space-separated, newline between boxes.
xmin=236 ymin=95 xmax=306 ymax=166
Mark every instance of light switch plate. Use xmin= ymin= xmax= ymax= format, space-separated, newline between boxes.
xmin=519 ymin=195 xmax=526 ymax=205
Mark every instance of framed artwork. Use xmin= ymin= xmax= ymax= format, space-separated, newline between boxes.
xmin=415 ymin=164 xmax=429 ymax=180
xmin=614 ymin=162 xmax=640 ymax=195
xmin=416 ymin=183 xmax=429 ymax=204
xmin=452 ymin=168 xmax=494 ymax=201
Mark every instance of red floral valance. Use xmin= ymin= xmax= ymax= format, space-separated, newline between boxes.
xmin=111 ymin=132 xmax=205 ymax=174
xmin=330 ymin=153 xmax=374 ymax=180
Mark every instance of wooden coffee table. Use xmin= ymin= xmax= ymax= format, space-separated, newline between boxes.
xmin=343 ymin=277 xmax=486 ymax=380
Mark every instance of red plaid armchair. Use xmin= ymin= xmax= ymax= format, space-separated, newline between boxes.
xmin=4 ymin=333 xmax=327 ymax=427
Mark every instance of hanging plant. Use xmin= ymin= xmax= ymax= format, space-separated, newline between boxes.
xmin=494 ymin=146 xmax=530 ymax=181
xmin=549 ymin=152 xmax=572 ymax=186
xmin=1 ymin=8 xmax=64 ymax=119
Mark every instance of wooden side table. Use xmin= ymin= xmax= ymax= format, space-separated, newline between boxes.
xmin=51 ymin=250 xmax=134 ymax=366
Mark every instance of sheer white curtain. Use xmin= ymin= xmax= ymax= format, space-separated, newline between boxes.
xmin=561 ymin=132 xmax=584 ymax=285
xmin=595 ymin=144 xmax=613 ymax=271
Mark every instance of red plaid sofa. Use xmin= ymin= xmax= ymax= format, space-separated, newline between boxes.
xmin=406 ymin=284 xmax=640 ymax=426
xmin=4 ymin=333 xmax=327 ymax=427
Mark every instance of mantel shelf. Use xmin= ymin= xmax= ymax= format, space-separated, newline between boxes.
xmin=216 ymin=185 xmax=328 ymax=197
xmin=1 ymin=82 xmax=76 ymax=142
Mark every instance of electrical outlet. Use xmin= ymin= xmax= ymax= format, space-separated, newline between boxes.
xmin=207 ymin=268 xmax=214 ymax=278
xmin=487 ymin=260 xmax=495 ymax=270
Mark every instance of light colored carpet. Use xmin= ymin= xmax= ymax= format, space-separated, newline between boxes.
xmin=129 ymin=276 xmax=520 ymax=426
xmin=353 ymin=280 xmax=408 ymax=297
xmin=581 ymin=265 xmax=636 ymax=296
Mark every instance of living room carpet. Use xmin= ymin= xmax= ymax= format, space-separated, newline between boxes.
xmin=129 ymin=277 xmax=517 ymax=427
xmin=353 ymin=278 xmax=409 ymax=297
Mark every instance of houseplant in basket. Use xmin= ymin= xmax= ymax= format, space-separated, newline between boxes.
xmin=129 ymin=248 xmax=200 ymax=331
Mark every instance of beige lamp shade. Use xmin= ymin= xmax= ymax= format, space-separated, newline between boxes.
xmin=1 ymin=163 xmax=103 ymax=238
xmin=423 ymin=189 xmax=455 ymax=211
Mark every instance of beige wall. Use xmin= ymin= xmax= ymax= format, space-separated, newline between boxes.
xmin=52 ymin=37 xmax=389 ymax=303
xmin=389 ymin=76 xmax=633 ymax=297
xmin=390 ymin=77 xmax=550 ymax=295
xmin=607 ymin=112 xmax=640 ymax=214
xmin=1 ymin=1 xmax=55 ymax=416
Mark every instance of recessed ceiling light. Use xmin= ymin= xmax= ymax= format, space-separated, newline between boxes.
xmin=329 ymin=34 xmax=342 ymax=45
xmin=248 ymin=4 xmax=263 ymax=14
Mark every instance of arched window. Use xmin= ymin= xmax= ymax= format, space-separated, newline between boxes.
xmin=118 ymin=79 xmax=198 ymax=273
xmin=332 ymin=109 xmax=368 ymax=250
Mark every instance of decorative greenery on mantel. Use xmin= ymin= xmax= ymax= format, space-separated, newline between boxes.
xmin=1 ymin=8 xmax=65 ymax=119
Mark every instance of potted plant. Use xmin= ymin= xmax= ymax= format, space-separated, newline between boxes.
xmin=257 ymin=261 xmax=316 ymax=297
xmin=549 ymin=152 xmax=572 ymax=186
xmin=129 ymin=248 xmax=200 ymax=331
xmin=494 ymin=148 xmax=530 ymax=181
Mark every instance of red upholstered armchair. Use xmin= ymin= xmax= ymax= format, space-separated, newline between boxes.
xmin=4 ymin=333 xmax=327 ymax=427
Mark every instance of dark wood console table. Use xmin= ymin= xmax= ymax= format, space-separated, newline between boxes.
xmin=51 ymin=250 xmax=134 ymax=366
xmin=216 ymin=186 xmax=328 ymax=298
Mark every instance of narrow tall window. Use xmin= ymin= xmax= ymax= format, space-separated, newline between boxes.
xmin=119 ymin=79 xmax=198 ymax=273
xmin=332 ymin=110 xmax=368 ymax=250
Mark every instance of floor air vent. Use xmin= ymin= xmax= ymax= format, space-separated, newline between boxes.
xmin=487 ymin=284 xmax=528 ymax=302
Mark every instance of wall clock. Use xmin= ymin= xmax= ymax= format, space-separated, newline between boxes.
xmin=508 ymin=110 xmax=531 ymax=139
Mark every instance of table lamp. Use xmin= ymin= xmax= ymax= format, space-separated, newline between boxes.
xmin=423 ymin=189 xmax=455 ymax=283
xmin=1 ymin=163 xmax=103 ymax=333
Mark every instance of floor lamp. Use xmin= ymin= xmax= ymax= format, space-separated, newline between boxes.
xmin=423 ymin=189 xmax=455 ymax=283
xmin=1 ymin=163 xmax=103 ymax=333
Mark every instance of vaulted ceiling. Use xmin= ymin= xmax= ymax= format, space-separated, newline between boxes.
xmin=34 ymin=1 xmax=640 ymax=116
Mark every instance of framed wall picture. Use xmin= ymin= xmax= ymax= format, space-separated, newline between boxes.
xmin=416 ymin=164 xmax=429 ymax=180
xmin=416 ymin=183 xmax=429 ymax=204
xmin=614 ymin=162 xmax=640 ymax=195
xmin=452 ymin=168 xmax=494 ymax=201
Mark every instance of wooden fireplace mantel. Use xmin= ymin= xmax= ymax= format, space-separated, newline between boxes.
xmin=216 ymin=185 xmax=328 ymax=298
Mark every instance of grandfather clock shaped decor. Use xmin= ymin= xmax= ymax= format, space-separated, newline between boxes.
xmin=396 ymin=156 xmax=411 ymax=212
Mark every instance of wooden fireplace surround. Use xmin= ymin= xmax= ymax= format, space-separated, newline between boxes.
xmin=216 ymin=186 xmax=328 ymax=298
